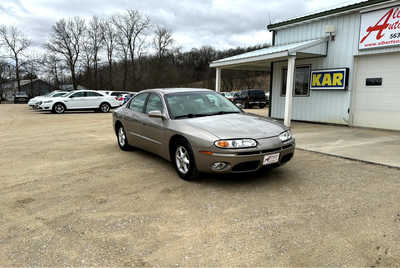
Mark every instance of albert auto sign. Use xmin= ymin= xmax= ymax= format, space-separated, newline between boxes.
xmin=359 ymin=6 xmax=400 ymax=49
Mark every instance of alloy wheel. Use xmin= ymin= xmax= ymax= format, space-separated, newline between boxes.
xmin=101 ymin=103 xmax=110 ymax=112
xmin=118 ymin=127 xmax=126 ymax=147
xmin=55 ymin=104 xmax=64 ymax=114
xmin=175 ymin=146 xmax=190 ymax=174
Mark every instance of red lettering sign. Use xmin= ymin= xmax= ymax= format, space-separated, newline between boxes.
xmin=360 ymin=8 xmax=394 ymax=43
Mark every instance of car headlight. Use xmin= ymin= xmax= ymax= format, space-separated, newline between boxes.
xmin=214 ymin=139 xmax=257 ymax=149
xmin=43 ymin=100 xmax=53 ymax=104
xmin=279 ymin=130 xmax=292 ymax=142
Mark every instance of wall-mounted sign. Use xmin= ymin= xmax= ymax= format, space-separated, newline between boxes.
xmin=310 ymin=68 xmax=349 ymax=90
xmin=359 ymin=6 xmax=400 ymax=49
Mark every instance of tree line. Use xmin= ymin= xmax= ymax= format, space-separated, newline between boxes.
xmin=0 ymin=9 xmax=269 ymax=94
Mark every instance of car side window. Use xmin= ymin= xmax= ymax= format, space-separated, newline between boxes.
xmin=145 ymin=94 xmax=164 ymax=113
xmin=129 ymin=93 xmax=149 ymax=113
xmin=87 ymin=92 xmax=103 ymax=97
xmin=70 ymin=92 xmax=85 ymax=98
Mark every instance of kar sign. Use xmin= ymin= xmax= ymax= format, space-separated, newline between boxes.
xmin=359 ymin=6 xmax=400 ymax=49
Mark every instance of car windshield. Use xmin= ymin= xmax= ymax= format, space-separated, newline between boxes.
xmin=165 ymin=91 xmax=241 ymax=119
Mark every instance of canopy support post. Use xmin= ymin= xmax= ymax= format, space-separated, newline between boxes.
xmin=284 ymin=56 xmax=296 ymax=127
xmin=215 ymin=68 xmax=221 ymax=92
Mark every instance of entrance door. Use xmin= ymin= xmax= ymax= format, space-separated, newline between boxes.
xmin=353 ymin=53 xmax=400 ymax=130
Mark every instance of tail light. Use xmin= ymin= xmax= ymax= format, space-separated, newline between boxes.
xmin=118 ymin=97 xmax=124 ymax=101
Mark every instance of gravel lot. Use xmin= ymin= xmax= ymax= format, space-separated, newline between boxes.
xmin=0 ymin=104 xmax=399 ymax=267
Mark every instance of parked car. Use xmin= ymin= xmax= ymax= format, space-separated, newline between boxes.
xmin=234 ymin=89 xmax=267 ymax=108
xmin=220 ymin=92 xmax=234 ymax=102
xmin=265 ymin=91 xmax=270 ymax=104
xmin=119 ymin=93 xmax=136 ymax=105
xmin=28 ymin=91 xmax=69 ymax=108
xmin=37 ymin=90 xmax=120 ymax=114
xmin=14 ymin=92 xmax=29 ymax=104
xmin=113 ymin=88 xmax=295 ymax=180
xmin=106 ymin=91 xmax=134 ymax=106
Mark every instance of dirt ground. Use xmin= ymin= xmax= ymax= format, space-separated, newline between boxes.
xmin=0 ymin=104 xmax=399 ymax=267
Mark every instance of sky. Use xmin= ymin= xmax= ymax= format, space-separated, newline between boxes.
xmin=0 ymin=0 xmax=365 ymax=52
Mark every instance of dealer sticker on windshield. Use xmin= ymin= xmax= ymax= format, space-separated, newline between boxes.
xmin=263 ymin=153 xmax=280 ymax=165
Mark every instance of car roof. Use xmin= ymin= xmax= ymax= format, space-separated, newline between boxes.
xmin=140 ymin=88 xmax=213 ymax=95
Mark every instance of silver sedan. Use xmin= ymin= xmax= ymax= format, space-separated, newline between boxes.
xmin=112 ymin=88 xmax=295 ymax=180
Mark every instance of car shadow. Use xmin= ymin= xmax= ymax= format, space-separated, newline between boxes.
xmin=121 ymin=145 xmax=293 ymax=188
xmin=34 ymin=110 xmax=111 ymax=115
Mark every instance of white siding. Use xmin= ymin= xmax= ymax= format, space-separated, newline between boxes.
xmin=271 ymin=12 xmax=361 ymax=124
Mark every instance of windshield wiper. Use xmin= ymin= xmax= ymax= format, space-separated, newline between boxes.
xmin=207 ymin=111 xmax=240 ymax=116
xmin=174 ymin=113 xmax=211 ymax=119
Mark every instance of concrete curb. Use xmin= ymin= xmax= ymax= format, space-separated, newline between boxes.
xmin=296 ymin=147 xmax=400 ymax=170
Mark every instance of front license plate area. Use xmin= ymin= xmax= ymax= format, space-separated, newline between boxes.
xmin=263 ymin=153 xmax=280 ymax=165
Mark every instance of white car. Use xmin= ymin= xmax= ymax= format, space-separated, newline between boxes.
xmin=28 ymin=91 xmax=68 ymax=108
xmin=37 ymin=90 xmax=120 ymax=114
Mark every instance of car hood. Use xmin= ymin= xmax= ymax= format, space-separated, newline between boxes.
xmin=184 ymin=113 xmax=287 ymax=139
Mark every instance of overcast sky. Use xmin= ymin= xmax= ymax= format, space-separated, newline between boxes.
xmin=0 ymin=0 xmax=364 ymax=52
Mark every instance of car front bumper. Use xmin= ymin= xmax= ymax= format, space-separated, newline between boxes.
xmin=37 ymin=103 xmax=52 ymax=110
xmin=195 ymin=139 xmax=295 ymax=174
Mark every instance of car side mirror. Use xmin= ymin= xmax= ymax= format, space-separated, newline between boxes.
xmin=148 ymin=110 xmax=166 ymax=120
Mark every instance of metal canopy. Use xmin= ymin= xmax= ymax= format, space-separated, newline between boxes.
xmin=210 ymin=38 xmax=328 ymax=71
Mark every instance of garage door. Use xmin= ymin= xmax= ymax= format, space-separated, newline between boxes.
xmin=353 ymin=53 xmax=400 ymax=131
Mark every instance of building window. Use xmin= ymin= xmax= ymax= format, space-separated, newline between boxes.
xmin=281 ymin=66 xmax=310 ymax=96
xmin=366 ymin=78 xmax=382 ymax=86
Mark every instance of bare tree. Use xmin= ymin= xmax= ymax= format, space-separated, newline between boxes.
xmin=23 ymin=52 xmax=41 ymax=97
xmin=81 ymin=30 xmax=94 ymax=84
xmin=153 ymin=26 xmax=173 ymax=59
xmin=113 ymin=9 xmax=150 ymax=88
xmin=0 ymin=25 xmax=31 ymax=92
xmin=42 ymin=52 xmax=64 ymax=88
xmin=101 ymin=18 xmax=116 ymax=90
xmin=86 ymin=16 xmax=104 ymax=89
xmin=0 ymin=61 xmax=10 ymax=102
xmin=46 ymin=17 xmax=86 ymax=90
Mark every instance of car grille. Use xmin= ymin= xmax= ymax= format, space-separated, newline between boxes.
xmin=232 ymin=161 xmax=260 ymax=172
xmin=236 ymin=144 xmax=293 ymax=156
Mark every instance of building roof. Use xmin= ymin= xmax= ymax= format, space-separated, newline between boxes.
xmin=210 ymin=38 xmax=328 ymax=70
xmin=1 ymin=79 xmax=37 ymax=89
xmin=59 ymin=84 xmax=88 ymax=91
xmin=268 ymin=0 xmax=394 ymax=30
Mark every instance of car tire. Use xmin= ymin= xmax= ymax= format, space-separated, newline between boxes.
xmin=99 ymin=102 xmax=111 ymax=113
xmin=172 ymin=139 xmax=199 ymax=181
xmin=52 ymin=103 xmax=66 ymax=114
xmin=116 ymin=125 xmax=132 ymax=151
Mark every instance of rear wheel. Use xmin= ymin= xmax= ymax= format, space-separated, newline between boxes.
xmin=172 ymin=139 xmax=199 ymax=181
xmin=116 ymin=125 xmax=131 ymax=151
xmin=100 ymin=102 xmax=111 ymax=113
xmin=52 ymin=103 xmax=65 ymax=114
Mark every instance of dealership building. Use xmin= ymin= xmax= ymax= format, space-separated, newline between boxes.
xmin=210 ymin=0 xmax=400 ymax=131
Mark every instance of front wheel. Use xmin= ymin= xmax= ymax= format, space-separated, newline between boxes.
xmin=117 ymin=125 xmax=131 ymax=151
xmin=52 ymin=103 xmax=65 ymax=114
xmin=173 ymin=139 xmax=199 ymax=181
xmin=99 ymin=102 xmax=111 ymax=113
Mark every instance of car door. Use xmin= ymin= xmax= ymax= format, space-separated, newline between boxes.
xmin=141 ymin=93 xmax=167 ymax=155
xmin=86 ymin=91 xmax=104 ymax=108
xmin=67 ymin=91 xmax=86 ymax=109
xmin=123 ymin=92 xmax=150 ymax=149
